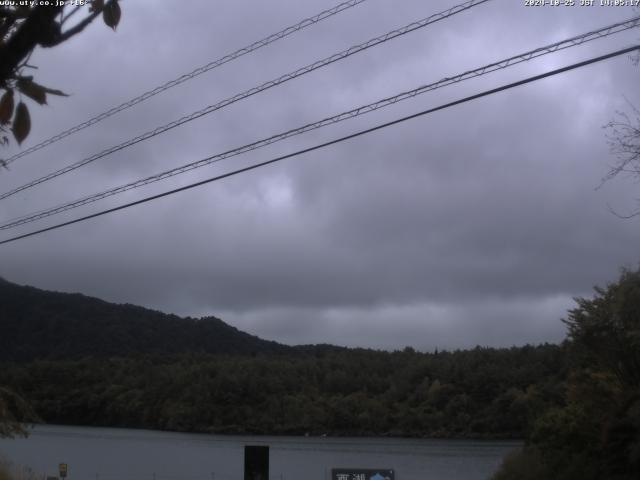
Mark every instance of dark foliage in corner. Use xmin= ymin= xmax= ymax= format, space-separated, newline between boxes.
xmin=493 ymin=268 xmax=640 ymax=480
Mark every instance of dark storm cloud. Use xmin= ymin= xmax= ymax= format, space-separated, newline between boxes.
xmin=1 ymin=0 xmax=639 ymax=349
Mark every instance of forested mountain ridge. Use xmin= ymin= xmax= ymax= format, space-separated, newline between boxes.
xmin=1 ymin=345 xmax=567 ymax=438
xmin=0 ymin=276 xmax=569 ymax=439
xmin=0 ymin=278 xmax=289 ymax=360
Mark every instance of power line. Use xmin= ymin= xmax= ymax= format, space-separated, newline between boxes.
xmin=1 ymin=44 xmax=636 ymax=247
xmin=0 ymin=0 xmax=371 ymax=167
xmin=0 ymin=0 xmax=492 ymax=202
xmin=2 ymin=16 xmax=638 ymax=231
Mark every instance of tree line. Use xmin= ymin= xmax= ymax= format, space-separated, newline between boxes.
xmin=0 ymin=344 xmax=566 ymax=439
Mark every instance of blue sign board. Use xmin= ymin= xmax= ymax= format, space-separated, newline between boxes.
xmin=331 ymin=469 xmax=394 ymax=480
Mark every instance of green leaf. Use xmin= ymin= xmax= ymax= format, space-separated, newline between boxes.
xmin=103 ymin=0 xmax=121 ymax=31
xmin=0 ymin=90 xmax=14 ymax=125
xmin=12 ymin=102 xmax=31 ymax=145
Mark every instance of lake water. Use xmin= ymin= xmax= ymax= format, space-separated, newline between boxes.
xmin=0 ymin=425 xmax=520 ymax=480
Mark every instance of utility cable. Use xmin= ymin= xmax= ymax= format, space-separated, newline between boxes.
xmin=0 ymin=0 xmax=492 ymax=201
xmin=2 ymin=16 xmax=638 ymax=230
xmin=0 ymin=0 xmax=371 ymax=166
xmin=1 ymin=44 xmax=636 ymax=246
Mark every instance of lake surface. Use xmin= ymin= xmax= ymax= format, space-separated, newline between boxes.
xmin=0 ymin=425 xmax=520 ymax=480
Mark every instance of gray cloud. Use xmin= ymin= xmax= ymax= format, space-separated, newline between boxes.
xmin=1 ymin=0 xmax=639 ymax=350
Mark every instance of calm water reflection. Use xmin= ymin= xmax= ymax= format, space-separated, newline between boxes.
xmin=0 ymin=425 xmax=520 ymax=480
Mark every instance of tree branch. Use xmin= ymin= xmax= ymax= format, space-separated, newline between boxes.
xmin=54 ymin=5 xmax=104 ymax=45
xmin=60 ymin=5 xmax=83 ymax=26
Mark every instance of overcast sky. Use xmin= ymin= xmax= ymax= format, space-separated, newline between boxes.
xmin=1 ymin=0 xmax=639 ymax=351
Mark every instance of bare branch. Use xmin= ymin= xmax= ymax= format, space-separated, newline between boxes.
xmin=602 ymin=99 xmax=640 ymax=185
